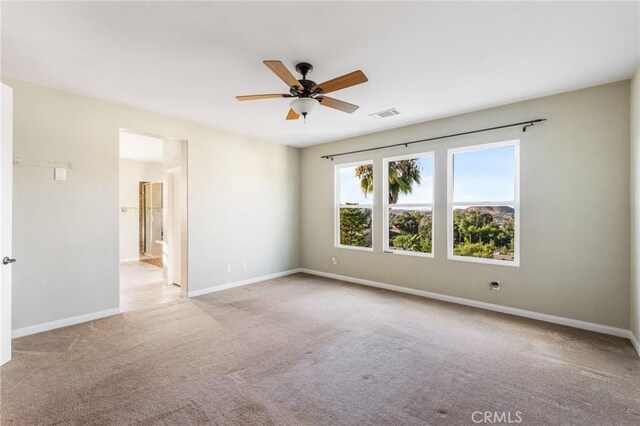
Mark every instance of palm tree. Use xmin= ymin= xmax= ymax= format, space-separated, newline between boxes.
xmin=355 ymin=159 xmax=422 ymax=203
xmin=354 ymin=163 xmax=374 ymax=198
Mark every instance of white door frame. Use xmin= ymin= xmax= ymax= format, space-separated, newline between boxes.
xmin=165 ymin=167 xmax=181 ymax=287
xmin=163 ymin=138 xmax=189 ymax=295
xmin=1 ymin=83 xmax=14 ymax=365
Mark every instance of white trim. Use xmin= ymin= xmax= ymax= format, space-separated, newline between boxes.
xmin=448 ymin=139 xmax=520 ymax=155
xmin=298 ymin=268 xmax=636 ymax=343
xmin=334 ymin=160 xmax=375 ymax=251
xmin=119 ymin=257 xmax=140 ymax=263
xmin=382 ymin=152 xmax=435 ymax=258
xmin=338 ymin=204 xmax=374 ymax=209
xmin=335 ymin=244 xmax=374 ymax=252
xmin=12 ymin=308 xmax=121 ymax=339
xmin=451 ymin=201 xmax=515 ymax=207
xmin=447 ymin=254 xmax=519 ymax=267
xmin=630 ymin=333 xmax=640 ymax=357
xmin=447 ymin=139 xmax=520 ymax=267
xmin=384 ymin=248 xmax=433 ymax=258
xmin=187 ymin=269 xmax=301 ymax=298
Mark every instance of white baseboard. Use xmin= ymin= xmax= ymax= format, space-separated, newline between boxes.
xmin=187 ymin=269 xmax=301 ymax=298
xmin=631 ymin=333 xmax=640 ymax=357
xmin=299 ymin=269 xmax=637 ymax=348
xmin=119 ymin=257 xmax=140 ymax=263
xmin=12 ymin=308 xmax=121 ymax=339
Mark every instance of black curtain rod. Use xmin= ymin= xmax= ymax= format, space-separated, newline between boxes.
xmin=321 ymin=118 xmax=547 ymax=160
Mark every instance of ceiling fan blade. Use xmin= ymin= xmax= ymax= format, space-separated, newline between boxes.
xmin=264 ymin=60 xmax=302 ymax=89
xmin=318 ymin=96 xmax=359 ymax=113
xmin=314 ymin=70 xmax=368 ymax=94
xmin=286 ymin=109 xmax=300 ymax=120
xmin=236 ymin=94 xmax=290 ymax=101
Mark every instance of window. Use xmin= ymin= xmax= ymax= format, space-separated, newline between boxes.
xmin=383 ymin=153 xmax=434 ymax=257
xmin=335 ymin=161 xmax=374 ymax=251
xmin=447 ymin=140 xmax=519 ymax=266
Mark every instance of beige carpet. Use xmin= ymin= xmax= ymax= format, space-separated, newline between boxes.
xmin=1 ymin=273 xmax=639 ymax=425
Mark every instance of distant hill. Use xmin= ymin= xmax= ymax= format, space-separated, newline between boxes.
xmin=464 ymin=206 xmax=514 ymax=215
xmin=389 ymin=209 xmax=432 ymax=216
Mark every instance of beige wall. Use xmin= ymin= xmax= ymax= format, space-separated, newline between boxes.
xmin=118 ymin=159 xmax=163 ymax=261
xmin=631 ymin=68 xmax=640 ymax=341
xmin=301 ymin=81 xmax=631 ymax=329
xmin=5 ymin=75 xmax=634 ymax=333
xmin=6 ymin=78 xmax=300 ymax=330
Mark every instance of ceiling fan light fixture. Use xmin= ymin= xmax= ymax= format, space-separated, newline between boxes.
xmin=290 ymin=97 xmax=319 ymax=116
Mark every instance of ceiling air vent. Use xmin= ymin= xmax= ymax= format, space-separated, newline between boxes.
xmin=369 ymin=108 xmax=400 ymax=119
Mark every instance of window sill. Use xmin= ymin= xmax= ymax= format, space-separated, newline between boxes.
xmin=384 ymin=249 xmax=434 ymax=258
xmin=447 ymin=254 xmax=519 ymax=267
xmin=335 ymin=244 xmax=374 ymax=252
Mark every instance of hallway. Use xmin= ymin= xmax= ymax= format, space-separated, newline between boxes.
xmin=120 ymin=261 xmax=183 ymax=311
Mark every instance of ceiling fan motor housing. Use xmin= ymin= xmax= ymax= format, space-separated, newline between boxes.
xmin=295 ymin=62 xmax=313 ymax=78
xmin=292 ymin=62 xmax=319 ymax=97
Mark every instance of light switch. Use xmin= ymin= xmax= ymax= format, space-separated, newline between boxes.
xmin=54 ymin=168 xmax=67 ymax=181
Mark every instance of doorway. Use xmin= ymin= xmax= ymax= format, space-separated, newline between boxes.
xmin=139 ymin=181 xmax=163 ymax=267
xmin=119 ymin=130 xmax=188 ymax=311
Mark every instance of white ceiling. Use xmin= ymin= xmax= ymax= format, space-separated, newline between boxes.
xmin=119 ymin=131 xmax=163 ymax=164
xmin=2 ymin=2 xmax=639 ymax=147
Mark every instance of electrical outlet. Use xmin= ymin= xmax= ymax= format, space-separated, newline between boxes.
xmin=241 ymin=262 xmax=247 ymax=270
xmin=490 ymin=281 xmax=501 ymax=291
xmin=226 ymin=264 xmax=232 ymax=273
xmin=331 ymin=256 xmax=338 ymax=265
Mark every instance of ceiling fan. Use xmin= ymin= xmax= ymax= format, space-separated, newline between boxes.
xmin=236 ymin=61 xmax=368 ymax=122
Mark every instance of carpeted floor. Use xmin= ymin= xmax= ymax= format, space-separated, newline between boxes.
xmin=1 ymin=273 xmax=639 ymax=425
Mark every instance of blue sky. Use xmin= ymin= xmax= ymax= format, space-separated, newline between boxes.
xmin=339 ymin=146 xmax=514 ymax=205
xmin=340 ymin=165 xmax=371 ymax=204
xmin=393 ymin=157 xmax=433 ymax=204
xmin=340 ymin=156 xmax=433 ymax=205
xmin=453 ymin=146 xmax=515 ymax=203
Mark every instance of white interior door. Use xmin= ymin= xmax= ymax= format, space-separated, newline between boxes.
xmin=1 ymin=83 xmax=14 ymax=365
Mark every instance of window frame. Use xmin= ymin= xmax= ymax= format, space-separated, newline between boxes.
xmin=334 ymin=160 xmax=375 ymax=252
xmin=382 ymin=152 xmax=435 ymax=258
xmin=447 ymin=139 xmax=520 ymax=267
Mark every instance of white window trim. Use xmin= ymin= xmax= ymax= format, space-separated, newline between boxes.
xmin=447 ymin=139 xmax=520 ymax=267
xmin=334 ymin=160 xmax=374 ymax=252
xmin=382 ymin=152 xmax=434 ymax=258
